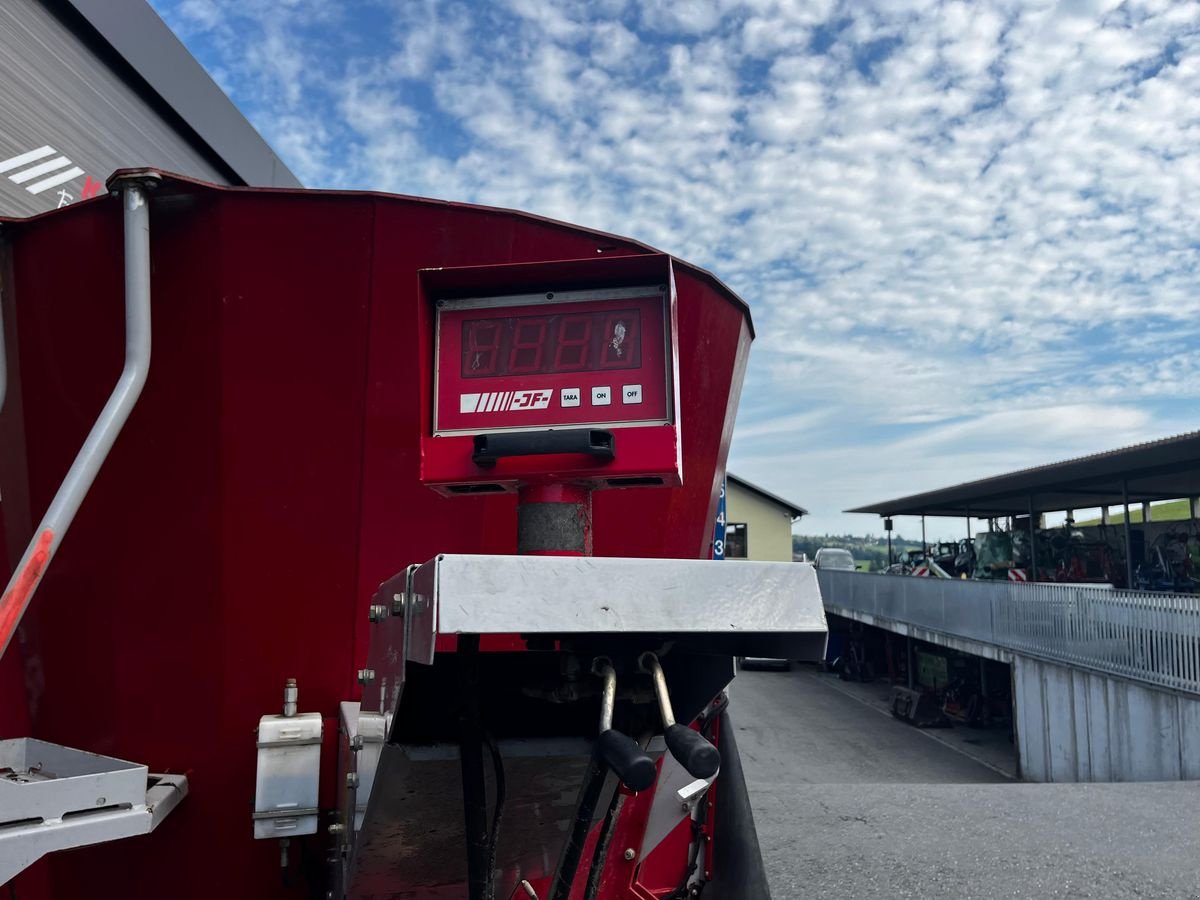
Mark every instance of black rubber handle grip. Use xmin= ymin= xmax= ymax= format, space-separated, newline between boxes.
xmin=597 ymin=729 xmax=657 ymax=792
xmin=472 ymin=430 xmax=614 ymax=468
xmin=665 ymin=724 xmax=721 ymax=779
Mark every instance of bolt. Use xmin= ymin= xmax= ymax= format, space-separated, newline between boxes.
xmin=357 ymin=668 xmax=375 ymax=685
xmin=349 ymin=735 xmax=364 ymax=752
xmin=328 ymin=823 xmax=345 ymax=836
xmin=346 ymin=772 xmax=359 ymax=789
xmin=392 ymin=592 xmax=406 ymax=615
xmin=623 ymin=848 xmax=635 ymax=861
xmin=368 ymin=604 xmax=388 ymax=623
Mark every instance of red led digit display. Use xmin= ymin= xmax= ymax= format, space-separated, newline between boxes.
xmin=435 ymin=291 xmax=669 ymax=436
xmin=461 ymin=310 xmax=640 ymax=378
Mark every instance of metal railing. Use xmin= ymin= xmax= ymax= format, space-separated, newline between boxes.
xmin=818 ymin=569 xmax=1200 ymax=695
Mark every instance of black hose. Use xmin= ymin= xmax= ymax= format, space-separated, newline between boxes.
xmin=583 ymin=786 xmax=626 ymax=900
xmin=484 ymin=732 xmax=507 ymax=900
xmin=548 ymin=748 xmax=609 ymax=900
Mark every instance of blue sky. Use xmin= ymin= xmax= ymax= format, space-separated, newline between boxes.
xmin=149 ymin=0 xmax=1200 ymax=539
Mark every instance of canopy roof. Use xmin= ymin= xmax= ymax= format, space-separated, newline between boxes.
xmin=848 ymin=430 xmax=1200 ymax=518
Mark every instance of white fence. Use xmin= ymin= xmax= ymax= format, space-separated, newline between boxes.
xmin=818 ymin=570 xmax=1200 ymax=695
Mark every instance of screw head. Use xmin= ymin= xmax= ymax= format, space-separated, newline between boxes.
xmin=623 ymin=848 xmax=636 ymax=861
xmin=346 ymin=772 xmax=359 ymax=789
xmin=328 ymin=823 xmax=345 ymax=835
xmin=357 ymin=668 xmax=375 ymax=685
xmin=350 ymin=735 xmax=364 ymax=752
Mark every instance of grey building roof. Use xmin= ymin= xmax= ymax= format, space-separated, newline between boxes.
xmin=848 ymin=430 xmax=1200 ymax=518
xmin=63 ymin=0 xmax=300 ymax=187
xmin=727 ymin=473 xmax=808 ymax=520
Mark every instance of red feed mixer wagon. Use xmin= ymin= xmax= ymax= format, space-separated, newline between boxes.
xmin=0 ymin=170 xmax=826 ymax=899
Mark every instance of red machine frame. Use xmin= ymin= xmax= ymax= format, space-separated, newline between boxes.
xmin=0 ymin=171 xmax=818 ymax=900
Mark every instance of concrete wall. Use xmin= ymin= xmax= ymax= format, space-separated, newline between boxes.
xmin=1014 ymin=654 xmax=1200 ymax=782
xmin=725 ymin=480 xmax=794 ymax=562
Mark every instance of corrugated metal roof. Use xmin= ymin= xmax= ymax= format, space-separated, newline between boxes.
xmin=848 ymin=429 xmax=1200 ymax=518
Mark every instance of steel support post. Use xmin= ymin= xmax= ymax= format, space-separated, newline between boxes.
xmin=0 ymin=176 xmax=155 ymax=660
xmin=1123 ymin=480 xmax=1134 ymax=589
xmin=906 ymin=635 xmax=914 ymax=689
xmin=1028 ymin=495 xmax=1037 ymax=582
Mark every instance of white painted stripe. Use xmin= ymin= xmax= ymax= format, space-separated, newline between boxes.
xmin=485 ymin=392 xmax=498 ymax=412
xmin=9 ymin=156 xmax=72 ymax=184
xmin=501 ymin=392 xmax=511 ymax=411
xmin=26 ymin=167 xmax=84 ymax=194
xmin=460 ymin=393 xmax=481 ymax=414
xmin=0 ymin=146 xmax=55 ymax=174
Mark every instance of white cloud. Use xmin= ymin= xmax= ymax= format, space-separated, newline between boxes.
xmin=148 ymin=0 xmax=1200 ymax=534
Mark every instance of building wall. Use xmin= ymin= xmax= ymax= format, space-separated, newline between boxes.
xmin=0 ymin=0 xmax=229 ymax=217
xmin=725 ymin=480 xmax=795 ymax=562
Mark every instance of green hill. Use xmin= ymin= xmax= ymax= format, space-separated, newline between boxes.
xmin=1076 ymin=499 xmax=1193 ymax=526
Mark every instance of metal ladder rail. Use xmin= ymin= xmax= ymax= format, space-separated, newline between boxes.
xmin=0 ymin=173 xmax=157 ymax=660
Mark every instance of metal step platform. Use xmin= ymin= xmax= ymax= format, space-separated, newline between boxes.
xmin=0 ymin=738 xmax=187 ymax=884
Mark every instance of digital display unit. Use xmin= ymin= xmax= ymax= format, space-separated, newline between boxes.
xmin=434 ymin=288 xmax=671 ymax=436
xmin=460 ymin=309 xmax=641 ymax=378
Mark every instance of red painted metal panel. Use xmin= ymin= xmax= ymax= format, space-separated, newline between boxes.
xmin=0 ymin=173 xmax=753 ymax=899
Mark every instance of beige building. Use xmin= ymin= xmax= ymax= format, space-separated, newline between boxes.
xmin=723 ymin=473 xmax=807 ymax=562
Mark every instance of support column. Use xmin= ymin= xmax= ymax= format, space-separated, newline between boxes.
xmin=517 ymin=483 xmax=592 ymax=556
xmin=906 ymin=635 xmax=914 ymax=689
xmin=1028 ymin=495 xmax=1037 ymax=582
xmin=1123 ymin=480 xmax=1134 ymax=589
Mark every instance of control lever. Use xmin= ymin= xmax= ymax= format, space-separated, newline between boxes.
xmin=593 ymin=658 xmax=656 ymax=792
xmin=638 ymin=652 xmax=721 ymax=779
xmin=548 ymin=659 xmax=657 ymax=900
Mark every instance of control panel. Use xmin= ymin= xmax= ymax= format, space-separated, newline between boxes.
xmin=434 ymin=288 xmax=670 ymax=435
xmin=419 ymin=255 xmax=683 ymax=493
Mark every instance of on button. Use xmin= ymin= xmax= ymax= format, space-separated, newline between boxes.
xmin=591 ymin=386 xmax=612 ymax=406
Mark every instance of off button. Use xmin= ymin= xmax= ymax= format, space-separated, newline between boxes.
xmin=622 ymin=384 xmax=642 ymax=404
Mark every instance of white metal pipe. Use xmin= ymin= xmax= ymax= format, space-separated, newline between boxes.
xmin=0 ymin=180 xmax=153 ymax=660
xmin=592 ymin=658 xmax=616 ymax=732
xmin=639 ymin=652 xmax=675 ymax=727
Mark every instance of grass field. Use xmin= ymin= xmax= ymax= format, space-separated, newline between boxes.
xmin=1076 ymin=498 xmax=1194 ymax=526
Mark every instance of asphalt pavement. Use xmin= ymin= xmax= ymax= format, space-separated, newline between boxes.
xmin=730 ymin=666 xmax=1200 ymax=900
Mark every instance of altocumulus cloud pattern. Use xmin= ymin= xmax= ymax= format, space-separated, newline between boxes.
xmin=152 ymin=0 xmax=1200 ymax=534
